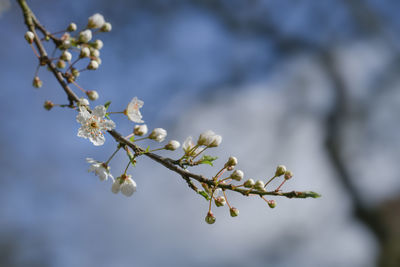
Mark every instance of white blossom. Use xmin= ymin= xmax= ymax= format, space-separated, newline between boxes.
xmin=61 ymin=50 xmax=72 ymax=62
xmin=124 ymin=97 xmax=144 ymax=123
xmin=134 ymin=124 xmax=148 ymax=136
xmin=78 ymin=97 xmax=89 ymax=106
xmin=149 ymin=128 xmax=167 ymax=142
xmin=93 ymin=39 xmax=103 ymax=50
xmin=111 ymin=180 xmax=121 ymax=194
xmin=230 ymin=170 xmax=244 ymax=181
xmin=165 ymin=140 xmax=180 ymax=151
xmin=76 ymin=105 xmax=115 ymax=146
xmin=87 ymin=13 xmax=105 ymax=29
xmin=80 ymin=47 xmax=91 ymax=58
xmin=182 ymin=136 xmax=201 ymax=156
xmin=79 ymin=29 xmax=92 ymax=43
xmin=87 ymin=60 xmax=99 ymax=70
xmin=86 ymin=158 xmax=113 ymax=181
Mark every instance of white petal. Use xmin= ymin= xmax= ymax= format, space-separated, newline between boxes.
xmin=77 ymin=127 xmax=90 ymax=138
xmin=121 ymin=178 xmax=137 ymax=197
xmin=111 ymin=181 xmax=120 ymax=194
xmin=101 ymin=119 xmax=116 ymax=130
xmin=90 ymin=134 xmax=105 ymax=146
xmin=93 ymin=105 xmax=106 ymax=118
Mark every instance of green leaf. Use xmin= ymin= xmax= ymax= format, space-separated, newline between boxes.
xmin=129 ymin=136 xmax=135 ymax=142
xmin=105 ymin=113 xmax=111 ymax=120
xmin=104 ymin=101 xmax=111 ymax=110
xmin=198 ymin=155 xmax=218 ymax=166
xmin=198 ymin=191 xmax=211 ymax=201
xmin=145 ymin=146 xmax=150 ymax=153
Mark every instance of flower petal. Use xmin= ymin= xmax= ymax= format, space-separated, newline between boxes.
xmin=93 ymin=105 xmax=106 ymax=118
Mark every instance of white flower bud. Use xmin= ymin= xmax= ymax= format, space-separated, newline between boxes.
xmin=90 ymin=48 xmax=100 ymax=58
xmin=87 ymin=60 xmax=99 ymax=70
xmin=86 ymin=90 xmax=99 ymax=101
xmin=67 ymin=22 xmax=77 ymax=32
xmin=197 ymin=130 xmax=215 ymax=146
xmin=254 ymin=180 xmax=265 ymax=191
xmin=88 ymin=13 xmax=105 ymax=29
xmin=32 ymin=76 xmax=42 ymax=88
xmin=71 ymin=68 xmax=80 ymax=78
xmin=134 ymin=124 xmax=148 ymax=136
xmin=80 ymin=47 xmax=91 ymax=58
xmin=165 ymin=140 xmax=180 ymax=151
xmin=56 ymin=60 xmax=66 ymax=69
xmin=111 ymin=180 xmax=121 ymax=194
xmin=205 ymin=211 xmax=216 ymax=224
xmin=101 ymin=22 xmax=112 ymax=32
xmin=149 ymin=128 xmax=167 ymax=142
xmin=25 ymin=31 xmax=35 ymax=44
xmin=275 ymin=165 xmax=287 ymax=177
xmin=230 ymin=207 xmax=239 ymax=217
xmin=214 ymin=196 xmax=226 ymax=207
xmin=225 ymin=156 xmax=238 ymax=168
xmin=120 ymin=176 xmax=137 ymax=197
xmin=94 ymin=57 xmax=102 ymax=65
xmin=244 ymin=179 xmax=255 ymax=188
xmin=79 ymin=29 xmax=92 ymax=43
xmin=230 ymin=170 xmax=244 ymax=181
xmin=61 ymin=50 xmax=72 ymax=62
xmin=93 ymin=39 xmax=103 ymax=50
xmin=284 ymin=171 xmax=293 ymax=180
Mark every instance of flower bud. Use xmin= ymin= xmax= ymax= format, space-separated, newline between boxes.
xmin=149 ymin=128 xmax=167 ymax=142
xmin=120 ymin=176 xmax=137 ymax=197
xmin=86 ymin=90 xmax=99 ymax=101
xmin=284 ymin=171 xmax=293 ymax=180
xmin=80 ymin=47 xmax=91 ymax=58
xmin=254 ymin=180 xmax=265 ymax=191
xmin=71 ymin=68 xmax=80 ymax=78
xmin=230 ymin=207 xmax=239 ymax=217
xmin=94 ymin=57 xmax=102 ymax=65
xmin=43 ymin=100 xmax=54 ymax=110
xmin=244 ymin=179 xmax=255 ymax=188
xmin=79 ymin=29 xmax=92 ymax=43
xmin=61 ymin=50 xmax=72 ymax=62
xmin=209 ymin=135 xmax=222 ymax=147
xmin=67 ymin=22 xmax=77 ymax=32
xmin=88 ymin=13 xmax=105 ymax=29
xmin=275 ymin=165 xmax=287 ymax=177
xmin=32 ymin=76 xmax=42 ymax=88
xmin=133 ymin=124 xmax=148 ymax=136
xmin=92 ymin=39 xmax=103 ymax=50
xmin=268 ymin=200 xmax=276 ymax=209
xmin=87 ymin=60 xmax=99 ymax=70
xmin=25 ymin=31 xmax=34 ymax=44
xmin=230 ymin=170 xmax=244 ymax=181
xmin=101 ymin=22 xmax=112 ymax=32
xmin=205 ymin=211 xmax=216 ymax=224
xmin=225 ymin=156 xmax=238 ymax=168
xmin=165 ymin=140 xmax=180 ymax=151
xmin=90 ymin=48 xmax=100 ymax=58
xmin=214 ymin=196 xmax=226 ymax=207
xmin=56 ymin=60 xmax=66 ymax=69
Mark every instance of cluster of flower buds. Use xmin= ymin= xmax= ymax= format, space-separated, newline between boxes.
xmin=25 ymin=13 xmax=112 ymax=104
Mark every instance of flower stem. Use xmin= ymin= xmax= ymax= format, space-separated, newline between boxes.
xmin=264 ymin=175 xmax=277 ymax=188
xmin=105 ymin=146 xmax=121 ymax=165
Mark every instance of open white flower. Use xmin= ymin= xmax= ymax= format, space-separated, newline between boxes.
xmin=76 ymin=105 xmax=115 ymax=146
xmin=124 ymin=97 xmax=144 ymax=123
xmin=182 ymin=136 xmax=201 ymax=156
xmin=86 ymin=158 xmax=113 ymax=181
xmin=197 ymin=130 xmax=222 ymax=147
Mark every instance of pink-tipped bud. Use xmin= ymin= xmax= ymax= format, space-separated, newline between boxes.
xmin=230 ymin=207 xmax=239 ymax=217
xmin=205 ymin=211 xmax=216 ymax=224
xmin=284 ymin=171 xmax=293 ymax=180
xmin=268 ymin=200 xmax=276 ymax=209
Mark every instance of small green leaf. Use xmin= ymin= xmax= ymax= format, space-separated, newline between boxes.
xmin=198 ymin=155 xmax=218 ymax=166
xmin=105 ymin=113 xmax=111 ymax=120
xmin=104 ymin=101 xmax=111 ymax=110
xmin=198 ymin=191 xmax=211 ymax=201
xmin=129 ymin=136 xmax=135 ymax=142
xmin=145 ymin=146 xmax=150 ymax=153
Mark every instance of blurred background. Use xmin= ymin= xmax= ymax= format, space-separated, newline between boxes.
xmin=1 ymin=0 xmax=400 ymax=266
